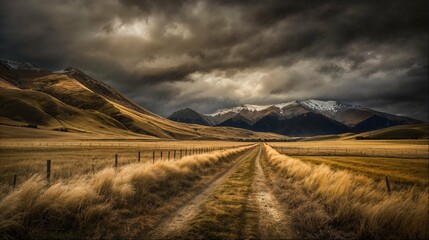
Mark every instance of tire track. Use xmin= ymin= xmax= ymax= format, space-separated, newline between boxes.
xmin=147 ymin=147 xmax=258 ymax=239
xmin=254 ymin=145 xmax=295 ymax=239
xmin=148 ymin=145 xmax=294 ymax=239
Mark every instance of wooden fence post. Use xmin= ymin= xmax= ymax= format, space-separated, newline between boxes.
xmin=174 ymin=150 xmax=176 ymax=160
xmin=138 ymin=151 xmax=141 ymax=162
xmin=115 ymin=154 xmax=118 ymax=171
xmin=46 ymin=160 xmax=51 ymax=186
xmin=385 ymin=176 xmax=391 ymax=194
xmin=168 ymin=151 xmax=170 ymax=160
xmin=160 ymin=151 xmax=163 ymax=161
xmin=13 ymin=174 xmax=17 ymax=188
xmin=153 ymin=150 xmax=155 ymax=163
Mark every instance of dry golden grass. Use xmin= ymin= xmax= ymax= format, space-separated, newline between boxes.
xmin=263 ymin=145 xmax=428 ymax=239
xmin=295 ymin=155 xmax=428 ymax=186
xmin=271 ymin=139 xmax=429 ymax=187
xmin=270 ymin=139 xmax=429 ymax=159
xmin=0 ymin=140 xmax=249 ymax=187
xmin=0 ymin=145 xmax=254 ymax=239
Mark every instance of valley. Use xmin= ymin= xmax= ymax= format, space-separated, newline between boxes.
xmin=0 ymin=59 xmax=427 ymax=239
xmin=1 ymin=1 xmax=427 ymax=239
xmin=0 ymin=141 xmax=427 ymax=239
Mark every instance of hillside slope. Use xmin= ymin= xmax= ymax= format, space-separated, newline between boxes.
xmin=352 ymin=124 xmax=429 ymax=140
xmin=0 ymin=59 xmax=286 ymax=140
xmin=300 ymin=124 xmax=429 ymax=141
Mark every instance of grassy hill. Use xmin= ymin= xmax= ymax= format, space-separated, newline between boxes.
xmin=0 ymin=61 xmax=286 ymax=141
xmin=301 ymin=124 xmax=428 ymax=141
xmin=352 ymin=124 xmax=428 ymax=140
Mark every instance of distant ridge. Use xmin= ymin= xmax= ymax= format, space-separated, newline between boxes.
xmin=168 ymin=100 xmax=422 ymax=137
xmin=168 ymin=108 xmax=212 ymax=126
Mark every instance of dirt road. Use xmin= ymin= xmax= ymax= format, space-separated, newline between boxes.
xmin=148 ymin=147 xmax=258 ymax=239
xmin=253 ymin=146 xmax=294 ymax=239
xmin=148 ymin=144 xmax=294 ymax=239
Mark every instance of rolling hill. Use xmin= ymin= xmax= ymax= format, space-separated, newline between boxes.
xmin=168 ymin=100 xmax=423 ymax=137
xmin=0 ymin=58 xmax=286 ymax=141
xmin=352 ymin=124 xmax=429 ymax=140
xmin=300 ymin=124 xmax=429 ymax=141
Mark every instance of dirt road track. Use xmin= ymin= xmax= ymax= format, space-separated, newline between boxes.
xmin=148 ymin=145 xmax=294 ymax=239
xmin=254 ymin=146 xmax=294 ymax=239
xmin=147 ymin=148 xmax=258 ymax=239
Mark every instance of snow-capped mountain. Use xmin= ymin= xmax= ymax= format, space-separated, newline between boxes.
xmin=208 ymin=100 xmax=362 ymax=118
xmin=168 ymin=100 xmax=422 ymax=137
xmin=206 ymin=104 xmax=276 ymax=116
xmin=299 ymin=99 xmax=361 ymax=113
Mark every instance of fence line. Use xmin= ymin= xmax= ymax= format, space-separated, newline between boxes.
xmin=273 ymin=146 xmax=428 ymax=159
xmin=5 ymin=144 xmax=252 ymax=187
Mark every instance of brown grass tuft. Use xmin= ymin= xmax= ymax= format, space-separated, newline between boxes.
xmin=263 ymin=144 xmax=428 ymax=239
xmin=0 ymin=146 xmax=253 ymax=238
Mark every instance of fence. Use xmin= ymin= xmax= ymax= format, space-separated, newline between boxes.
xmin=272 ymin=146 xmax=428 ymax=159
xmin=4 ymin=145 xmax=246 ymax=188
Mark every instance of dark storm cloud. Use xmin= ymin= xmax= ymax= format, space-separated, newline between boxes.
xmin=0 ymin=0 xmax=427 ymax=120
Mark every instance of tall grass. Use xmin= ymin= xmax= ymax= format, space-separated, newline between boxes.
xmin=0 ymin=145 xmax=253 ymax=239
xmin=263 ymin=145 xmax=428 ymax=239
xmin=0 ymin=141 xmax=247 ymax=186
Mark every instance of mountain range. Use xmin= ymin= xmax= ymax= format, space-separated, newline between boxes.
xmin=168 ymin=100 xmax=423 ymax=137
xmin=0 ymin=58 xmax=284 ymax=140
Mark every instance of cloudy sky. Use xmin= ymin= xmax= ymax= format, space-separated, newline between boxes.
xmin=1 ymin=0 xmax=427 ymax=120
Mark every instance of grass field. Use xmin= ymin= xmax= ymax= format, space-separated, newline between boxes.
xmin=271 ymin=139 xmax=429 ymax=186
xmin=270 ymin=139 xmax=428 ymax=158
xmin=0 ymin=139 xmax=427 ymax=239
xmin=0 ymin=144 xmax=254 ymax=239
xmin=0 ymin=140 xmax=249 ymax=188
xmin=263 ymin=145 xmax=428 ymax=239
xmin=293 ymin=155 xmax=428 ymax=186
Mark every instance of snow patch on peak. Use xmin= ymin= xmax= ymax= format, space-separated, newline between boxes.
xmin=299 ymin=99 xmax=360 ymax=112
xmin=300 ymin=99 xmax=340 ymax=112
xmin=274 ymin=101 xmax=297 ymax=109
xmin=205 ymin=99 xmax=362 ymax=117
xmin=242 ymin=104 xmax=271 ymax=112
xmin=206 ymin=104 xmax=271 ymax=116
